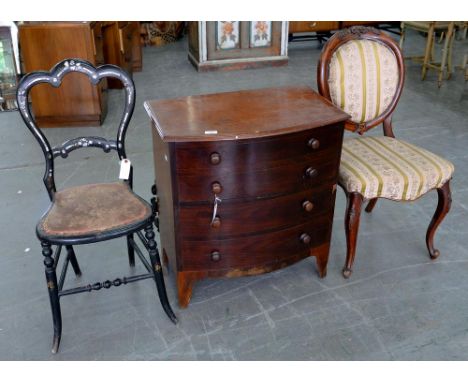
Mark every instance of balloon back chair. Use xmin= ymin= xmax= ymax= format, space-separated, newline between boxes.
xmin=317 ymin=27 xmax=454 ymax=278
xmin=16 ymin=59 xmax=177 ymax=353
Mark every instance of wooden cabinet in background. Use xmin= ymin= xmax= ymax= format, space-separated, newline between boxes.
xmin=288 ymin=21 xmax=396 ymax=35
xmin=102 ymin=22 xmax=142 ymax=88
xmin=288 ymin=21 xmax=340 ymax=33
xmin=19 ymin=22 xmax=108 ymax=127
xmin=188 ymin=21 xmax=288 ymax=71
xmin=130 ymin=22 xmax=143 ymax=72
xmin=340 ymin=21 xmax=383 ymax=28
xmin=287 ymin=21 xmax=398 ymax=44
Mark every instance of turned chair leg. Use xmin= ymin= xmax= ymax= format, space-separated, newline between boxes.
xmin=343 ymin=192 xmax=364 ymax=279
xmin=144 ymin=224 xmax=178 ymax=324
xmin=65 ymin=245 xmax=81 ymax=276
xmin=151 ymin=183 xmax=160 ymax=232
xmin=42 ymin=241 xmax=62 ymax=354
xmin=127 ymin=234 xmax=135 ymax=267
xmin=426 ymin=181 xmax=452 ymax=259
xmin=365 ymin=198 xmax=378 ymax=213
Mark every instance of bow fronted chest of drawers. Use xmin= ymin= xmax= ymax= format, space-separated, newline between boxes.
xmin=145 ymin=86 xmax=349 ymax=307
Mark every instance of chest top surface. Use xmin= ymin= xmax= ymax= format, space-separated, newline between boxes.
xmin=144 ymin=86 xmax=349 ymax=142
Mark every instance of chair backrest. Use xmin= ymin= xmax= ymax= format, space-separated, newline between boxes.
xmin=317 ymin=26 xmax=405 ymax=136
xmin=16 ymin=59 xmax=135 ymax=201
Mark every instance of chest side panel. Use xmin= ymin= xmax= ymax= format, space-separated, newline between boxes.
xmin=152 ymin=123 xmax=178 ymax=270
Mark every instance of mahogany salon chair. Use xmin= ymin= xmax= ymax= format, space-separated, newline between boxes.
xmin=16 ymin=59 xmax=177 ymax=353
xmin=317 ymin=27 xmax=454 ymax=278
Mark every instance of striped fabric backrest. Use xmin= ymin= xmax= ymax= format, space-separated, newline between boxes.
xmin=328 ymin=39 xmax=400 ymax=124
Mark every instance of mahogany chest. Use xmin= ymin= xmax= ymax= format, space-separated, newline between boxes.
xmin=145 ymin=86 xmax=349 ymax=307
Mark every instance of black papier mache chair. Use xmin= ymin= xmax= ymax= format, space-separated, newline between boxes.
xmin=16 ymin=59 xmax=177 ymax=354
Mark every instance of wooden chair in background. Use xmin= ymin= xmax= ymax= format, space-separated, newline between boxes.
xmin=400 ymin=21 xmax=456 ymax=87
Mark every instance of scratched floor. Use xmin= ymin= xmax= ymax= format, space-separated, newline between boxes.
xmin=0 ymin=29 xmax=467 ymax=360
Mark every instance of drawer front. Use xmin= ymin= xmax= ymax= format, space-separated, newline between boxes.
xmin=175 ymin=123 xmax=343 ymax=172
xmin=179 ymin=185 xmax=335 ymax=240
xmin=177 ymin=156 xmax=339 ymax=202
xmin=180 ymin=217 xmax=332 ymax=271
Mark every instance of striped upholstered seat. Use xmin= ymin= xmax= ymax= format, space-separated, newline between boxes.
xmin=340 ymin=136 xmax=454 ymax=201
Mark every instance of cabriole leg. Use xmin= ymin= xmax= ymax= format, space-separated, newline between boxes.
xmin=426 ymin=181 xmax=452 ymax=259
xmin=343 ymin=192 xmax=364 ymax=279
xmin=42 ymin=241 xmax=62 ymax=354
xmin=365 ymin=198 xmax=378 ymax=213
xmin=144 ymin=225 xmax=178 ymax=324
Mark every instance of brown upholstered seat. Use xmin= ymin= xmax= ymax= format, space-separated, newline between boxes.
xmin=37 ymin=182 xmax=152 ymax=240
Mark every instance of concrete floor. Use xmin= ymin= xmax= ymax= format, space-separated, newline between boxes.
xmin=0 ymin=29 xmax=467 ymax=360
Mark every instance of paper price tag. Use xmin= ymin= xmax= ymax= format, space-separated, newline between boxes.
xmin=119 ymin=159 xmax=131 ymax=180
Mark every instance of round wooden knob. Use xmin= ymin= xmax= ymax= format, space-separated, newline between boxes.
xmin=302 ymin=200 xmax=314 ymax=212
xmin=300 ymin=233 xmax=311 ymax=245
xmin=305 ymin=167 xmax=318 ymax=179
xmin=211 ymin=216 xmax=221 ymax=228
xmin=308 ymin=138 xmax=320 ymax=150
xmin=211 ymin=251 xmax=221 ymax=262
xmin=212 ymin=182 xmax=222 ymax=194
xmin=210 ymin=152 xmax=221 ymax=165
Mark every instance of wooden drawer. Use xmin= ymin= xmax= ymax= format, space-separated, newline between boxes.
xmin=175 ymin=124 xmax=343 ymax=172
xmin=289 ymin=21 xmax=339 ymax=33
xmin=179 ymin=217 xmax=332 ymax=271
xmin=177 ymin=156 xmax=339 ymax=202
xmin=179 ymin=185 xmax=335 ymax=240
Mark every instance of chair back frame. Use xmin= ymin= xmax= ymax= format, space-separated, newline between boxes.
xmin=16 ymin=59 xmax=136 ymax=201
xmin=317 ymin=26 xmax=405 ymax=136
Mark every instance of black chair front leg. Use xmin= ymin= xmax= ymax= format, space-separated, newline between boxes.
xmin=42 ymin=241 xmax=62 ymax=354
